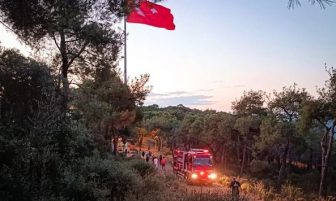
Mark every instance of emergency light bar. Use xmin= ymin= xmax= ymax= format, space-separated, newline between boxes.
xmin=190 ymin=149 xmax=209 ymax=153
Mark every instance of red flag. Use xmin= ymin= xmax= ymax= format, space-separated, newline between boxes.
xmin=127 ymin=1 xmax=175 ymax=30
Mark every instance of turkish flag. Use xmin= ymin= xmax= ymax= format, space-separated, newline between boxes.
xmin=127 ymin=1 xmax=175 ymax=30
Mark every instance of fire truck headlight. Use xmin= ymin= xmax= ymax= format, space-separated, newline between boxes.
xmin=191 ymin=173 xmax=198 ymax=179
xmin=208 ymin=173 xmax=217 ymax=180
xmin=200 ymin=171 xmax=204 ymax=175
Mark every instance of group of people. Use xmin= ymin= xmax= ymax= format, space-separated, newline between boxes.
xmin=141 ymin=151 xmax=167 ymax=171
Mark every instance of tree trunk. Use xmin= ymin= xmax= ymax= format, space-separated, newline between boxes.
xmin=59 ymin=30 xmax=69 ymax=112
xmin=113 ymin=135 xmax=118 ymax=155
xmin=157 ymin=137 xmax=162 ymax=152
xmin=112 ymin=127 xmax=118 ymax=155
xmin=240 ymin=144 xmax=247 ymax=175
xmin=319 ymin=125 xmax=335 ymax=198
xmin=237 ymin=135 xmax=240 ymax=162
xmin=278 ymin=139 xmax=289 ymax=184
xmin=221 ymin=146 xmax=225 ymax=170
xmin=308 ymin=147 xmax=313 ymax=170
xmin=139 ymin=136 xmax=143 ymax=151
xmin=160 ymin=137 xmax=163 ymax=152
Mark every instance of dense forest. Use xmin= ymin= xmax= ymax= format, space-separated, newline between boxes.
xmin=0 ymin=0 xmax=335 ymax=201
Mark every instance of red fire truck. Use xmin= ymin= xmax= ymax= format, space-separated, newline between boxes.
xmin=173 ymin=148 xmax=217 ymax=184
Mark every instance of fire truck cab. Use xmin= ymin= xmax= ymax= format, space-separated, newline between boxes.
xmin=173 ymin=148 xmax=217 ymax=184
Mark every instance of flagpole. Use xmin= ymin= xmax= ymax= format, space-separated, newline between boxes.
xmin=124 ymin=15 xmax=127 ymax=84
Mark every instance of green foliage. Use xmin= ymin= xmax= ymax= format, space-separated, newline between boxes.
xmin=0 ymin=49 xmax=57 ymax=124
xmin=73 ymin=70 xmax=150 ymax=153
xmin=269 ymin=83 xmax=310 ymax=123
xmin=127 ymin=159 xmax=155 ymax=177
xmin=63 ymin=152 xmax=142 ymax=201
xmin=0 ymin=48 xmax=149 ymax=201
xmin=0 ymin=0 xmax=124 ymax=80
xmin=0 ymin=49 xmax=93 ymax=201
xmin=232 ymin=90 xmax=266 ymax=117
xmin=249 ymin=160 xmax=270 ymax=175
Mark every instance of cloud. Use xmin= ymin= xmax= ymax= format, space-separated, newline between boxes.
xmin=195 ymin=88 xmax=214 ymax=93
xmin=146 ymin=95 xmax=213 ymax=107
xmin=225 ymin=84 xmax=246 ymax=88
xmin=150 ymin=91 xmax=189 ymax=97
xmin=212 ymin=81 xmax=246 ymax=88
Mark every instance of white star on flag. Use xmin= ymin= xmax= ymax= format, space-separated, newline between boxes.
xmin=127 ymin=0 xmax=175 ymax=30
xmin=135 ymin=8 xmax=145 ymax=16
xmin=150 ymin=8 xmax=158 ymax=14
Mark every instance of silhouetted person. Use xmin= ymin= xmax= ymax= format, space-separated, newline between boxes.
xmin=229 ymin=178 xmax=241 ymax=201
xmin=159 ymin=154 xmax=163 ymax=165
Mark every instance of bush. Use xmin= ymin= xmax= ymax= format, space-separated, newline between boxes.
xmin=63 ymin=152 xmax=142 ymax=201
xmin=250 ymin=160 xmax=270 ymax=175
xmin=218 ymin=175 xmax=232 ymax=187
xmin=127 ymin=159 xmax=155 ymax=177
xmin=280 ymin=182 xmax=304 ymax=201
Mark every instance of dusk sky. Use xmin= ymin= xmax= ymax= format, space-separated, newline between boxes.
xmin=1 ymin=0 xmax=336 ymax=112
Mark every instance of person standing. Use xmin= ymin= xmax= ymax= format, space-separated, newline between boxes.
xmin=160 ymin=156 xmax=167 ymax=172
xmin=153 ymin=156 xmax=159 ymax=168
xmin=229 ymin=178 xmax=241 ymax=201
xmin=159 ymin=154 xmax=163 ymax=166
xmin=145 ymin=153 xmax=149 ymax=163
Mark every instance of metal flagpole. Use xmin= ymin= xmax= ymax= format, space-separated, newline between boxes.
xmin=124 ymin=15 xmax=127 ymax=84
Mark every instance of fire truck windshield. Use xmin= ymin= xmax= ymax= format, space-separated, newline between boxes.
xmin=193 ymin=157 xmax=212 ymax=166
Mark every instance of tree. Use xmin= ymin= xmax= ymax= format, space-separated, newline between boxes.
xmin=0 ymin=0 xmax=126 ymax=108
xmin=255 ymin=115 xmax=283 ymax=165
xmin=232 ymin=90 xmax=266 ymax=117
xmin=234 ymin=116 xmax=261 ymax=175
xmin=202 ymin=112 xmax=236 ymax=169
xmin=177 ymin=113 xmax=205 ymax=150
xmin=268 ymin=84 xmax=311 ymax=183
xmin=144 ymin=112 xmax=179 ymax=151
xmin=0 ymin=49 xmax=57 ymax=124
xmin=134 ymin=126 xmax=148 ymax=151
xmin=73 ymin=69 xmax=150 ymax=154
xmin=300 ymin=67 xmax=336 ymax=198
xmin=0 ymin=48 xmax=94 ymax=201
xmin=231 ymin=90 xmax=266 ymax=173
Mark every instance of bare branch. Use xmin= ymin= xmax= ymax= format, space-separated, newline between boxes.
xmin=67 ymin=42 xmax=89 ymax=68
xmin=51 ymin=33 xmax=61 ymax=52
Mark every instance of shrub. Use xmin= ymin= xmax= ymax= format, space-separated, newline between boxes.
xmin=280 ymin=182 xmax=304 ymax=201
xmin=62 ymin=153 xmax=142 ymax=201
xmin=250 ymin=160 xmax=270 ymax=175
xmin=241 ymin=182 xmax=253 ymax=193
xmin=218 ymin=175 xmax=232 ymax=187
xmin=128 ymin=159 xmax=155 ymax=177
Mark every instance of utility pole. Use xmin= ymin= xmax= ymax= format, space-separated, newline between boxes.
xmin=124 ymin=16 xmax=127 ymax=84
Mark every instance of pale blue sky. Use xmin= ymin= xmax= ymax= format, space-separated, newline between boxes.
xmin=1 ymin=1 xmax=335 ymax=111
xmin=126 ymin=0 xmax=336 ymax=111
